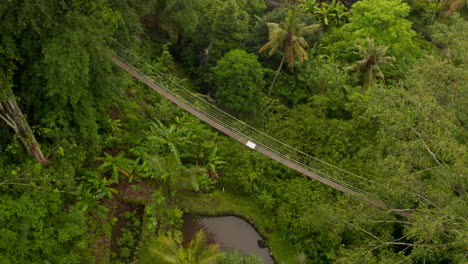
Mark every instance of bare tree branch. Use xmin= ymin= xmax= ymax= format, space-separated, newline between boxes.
xmin=358 ymin=227 xmax=414 ymax=254
xmin=411 ymin=128 xmax=442 ymax=166
xmin=412 ymin=166 xmax=438 ymax=175
xmin=0 ymin=87 xmax=48 ymax=164
xmin=393 ymin=246 xmax=412 ymax=264
xmin=365 ymin=219 xmax=411 ymax=224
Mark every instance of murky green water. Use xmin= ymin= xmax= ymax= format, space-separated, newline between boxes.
xmin=182 ymin=215 xmax=274 ymax=264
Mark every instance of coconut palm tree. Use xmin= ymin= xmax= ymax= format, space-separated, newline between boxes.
xmin=259 ymin=8 xmax=320 ymax=96
xmin=141 ymin=230 xmax=224 ymax=264
xmin=348 ymin=37 xmax=395 ymax=90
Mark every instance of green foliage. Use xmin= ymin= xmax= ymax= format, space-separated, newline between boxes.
xmin=353 ymin=53 xmax=467 ymax=261
xmin=145 ymin=191 xmax=166 ymax=233
xmin=1 ymin=1 xmax=467 ymax=264
xmin=189 ymin=0 xmax=251 ymax=62
xmin=108 ymin=0 xmax=145 ymax=48
xmin=248 ymin=7 xmax=289 ymax=53
xmin=125 ymin=116 xmax=217 ymax=191
xmin=113 ymin=209 xmax=142 ymax=263
xmin=0 ymin=0 xmax=124 ymax=152
xmin=323 ymin=0 xmax=421 ymax=73
xmin=98 ymin=152 xmax=134 ymax=183
xmin=431 ymin=13 xmax=468 ymax=65
xmin=145 ymin=119 xmax=194 ymax=161
xmin=209 ymin=0 xmax=250 ymax=60
xmin=259 ymin=8 xmax=321 ymax=95
xmin=296 ymin=60 xmax=352 ymax=118
xmin=401 ymin=55 xmax=467 ymax=131
xmin=140 ymin=230 xmax=224 ymax=264
xmin=205 ymin=146 xmax=227 ymax=178
xmin=236 ymin=0 xmax=267 ymax=20
xmin=152 ymin=0 xmax=209 ymax=35
xmin=220 ymin=250 xmax=265 ymax=264
xmin=167 ymin=0 xmax=265 ymax=70
xmin=211 ymin=50 xmax=265 ymax=112
xmin=297 ymin=55 xmax=349 ymax=94
xmin=272 ymin=178 xmax=351 ymax=262
xmin=347 ymin=37 xmax=395 ymax=89
xmin=364 ymin=78 xmax=465 ymax=205
xmin=150 ymin=153 xmax=212 ymax=192
xmin=426 ymin=0 xmax=467 ymax=22
xmin=269 ymin=72 xmax=309 ymax=107
xmin=0 ymin=190 xmax=89 ymax=263
xmin=259 ymin=8 xmax=321 ymax=70
xmin=301 ymin=0 xmax=351 ymax=29
xmin=266 ymin=100 xmax=366 ymax=164
xmin=249 ymin=6 xmax=320 ymax=54
xmin=79 ymin=169 xmax=117 ymax=206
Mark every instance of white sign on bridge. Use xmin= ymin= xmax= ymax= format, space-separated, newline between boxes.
xmin=246 ymin=141 xmax=256 ymax=149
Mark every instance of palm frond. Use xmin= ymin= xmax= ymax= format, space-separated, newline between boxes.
xmin=301 ymin=23 xmax=321 ymax=35
xmin=292 ymin=42 xmax=308 ymax=64
xmin=348 ymin=37 xmax=395 ymax=89
xmin=198 ymin=240 xmax=224 ymax=264
xmin=259 ymin=23 xmax=287 ymax=55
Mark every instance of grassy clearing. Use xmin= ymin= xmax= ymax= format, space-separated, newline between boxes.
xmin=178 ymin=191 xmax=298 ymax=264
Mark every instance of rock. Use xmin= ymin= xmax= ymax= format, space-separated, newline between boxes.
xmin=257 ymin=239 xmax=267 ymax=248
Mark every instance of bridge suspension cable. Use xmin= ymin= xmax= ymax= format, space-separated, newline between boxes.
xmin=112 ymin=44 xmax=374 ymax=196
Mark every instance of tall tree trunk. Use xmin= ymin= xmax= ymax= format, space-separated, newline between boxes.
xmin=0 ymin=88 xmax=48 ymax=164
xmin=268 ymin=55 xmax=285 ymax=97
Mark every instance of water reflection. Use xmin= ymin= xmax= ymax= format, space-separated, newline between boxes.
xmin=182 ymin=215 xmax=274 ymax=264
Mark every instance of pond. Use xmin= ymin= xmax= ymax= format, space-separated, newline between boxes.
xmin=182 ymin=215 xmax=275 ymax=264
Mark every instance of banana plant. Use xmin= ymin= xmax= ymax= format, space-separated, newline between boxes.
xmin=303 ymin=0 xmax=350 ymax=29
xmin=145 ymin=119 xmax=195 ymax=162
xmin=206 ymin=146 xmax=227 ymax=179
xmin=146 ymin=152 xmax=211 ymax=192
xmin=80 ymin=170 xmax=118 ymax=200
xmin=97 ymin=152 xmax=135 ymax=183
xmin=299 ymin=0 xmax=319 ymax=13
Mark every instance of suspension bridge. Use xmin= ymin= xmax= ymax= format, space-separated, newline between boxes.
xmin=111 ymin=46 xmax=411 ymax=218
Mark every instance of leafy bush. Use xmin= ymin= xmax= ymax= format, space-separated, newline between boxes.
xmin=219 ymin=250 xmax=265 ymax=264
xmin=211 ymin=50 xmax=265 ymax=112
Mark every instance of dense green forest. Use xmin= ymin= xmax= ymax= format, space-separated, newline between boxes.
xmin=0 ymin=0 xmax=467 ymax=263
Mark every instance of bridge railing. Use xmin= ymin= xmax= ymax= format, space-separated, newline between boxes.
xmin=113 ymin=45 xmax=373 ymax=195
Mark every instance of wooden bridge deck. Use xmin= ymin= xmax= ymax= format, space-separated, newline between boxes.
xmin=111 ymin=55 xmax=412 ymax=219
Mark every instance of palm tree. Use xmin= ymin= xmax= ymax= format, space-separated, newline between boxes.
xmin=259 ymin=8 xmax=320 ymax=96
xmin=347 ymin=37 xmax=395 ymax=90
xmin=141 ymin=230 xmax=224 ymax=264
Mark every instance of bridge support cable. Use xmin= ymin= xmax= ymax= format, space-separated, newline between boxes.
xmin=111 ymin=46 xmax=412 ymax=218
